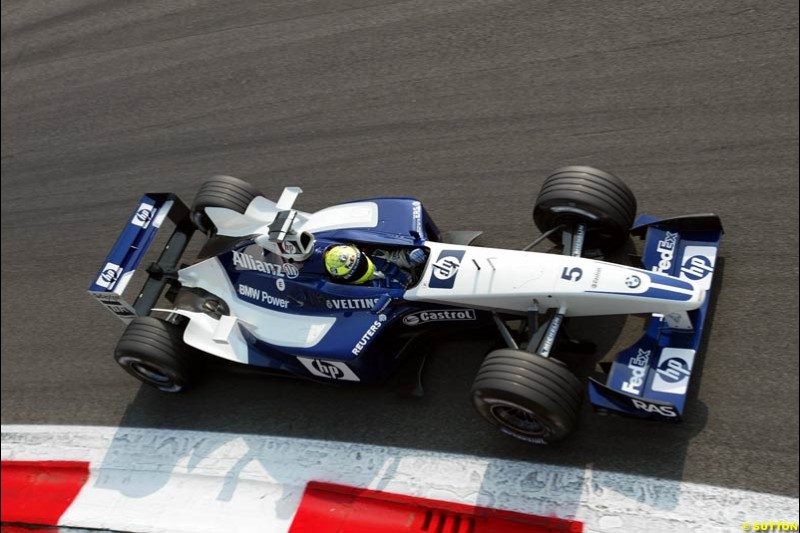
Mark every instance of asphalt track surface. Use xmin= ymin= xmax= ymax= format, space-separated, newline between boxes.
xmin=2 ymin=0 xmax=798 ymax=501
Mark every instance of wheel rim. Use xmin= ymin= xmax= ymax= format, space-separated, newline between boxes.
xmin=118 ymin=356 xmax=182 ymax=392
xmin=191 ymin=210 xmax=212 ymax=234
xmin=131 ymin=362 xmax=171 ymax=384
xmin=534 ymin=208 xmax=626 ymax=249
xmin=489 ymin=400 xmax=547 ymax=437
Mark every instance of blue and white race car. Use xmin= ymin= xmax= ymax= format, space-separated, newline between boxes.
xmin=89 ymin=167 xmax=723 ymax=444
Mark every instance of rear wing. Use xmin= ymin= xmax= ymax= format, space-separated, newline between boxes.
xmin=588 ymin=213 xmax=723 ymax=420
xmin=88 ymin=194 xmax=195 ymax=322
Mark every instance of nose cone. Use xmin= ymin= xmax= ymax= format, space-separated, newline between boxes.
xmin=687 ymin=281 xmax=707 ymax=309
xmin=642 ymin=270 xmax=706 ymax=312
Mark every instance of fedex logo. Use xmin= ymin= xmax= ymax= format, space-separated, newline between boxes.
xmin=651 ymin=231 xmax=679 ymax=274
xmin=621 ymin=348 xmax=651 ymax=395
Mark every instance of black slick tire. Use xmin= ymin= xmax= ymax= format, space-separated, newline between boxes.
xmin=533 ymin=166 xmax=637 ymax=251
xmin=114 ymin=317 xmax=192 ymax=393
xmin=191 ymin=175 xmax=261 ymax=234
xmin=471 ymin=348 xmax=583 ymax=444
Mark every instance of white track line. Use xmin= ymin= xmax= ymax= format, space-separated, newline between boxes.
xmin=2 ymin=425 xmax=797 ymax=533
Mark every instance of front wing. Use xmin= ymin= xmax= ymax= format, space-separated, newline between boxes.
xmin=588 ymin=213 xmax=723 ymax=421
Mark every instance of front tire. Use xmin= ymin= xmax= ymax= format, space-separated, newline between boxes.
xmin=191 ymin=175 xmax=261 ymax=234
xmin=471 ymin=349 xmax=583 ymax=444
xmin=533 ymin=166 xmax=637 ymax=252
xmin=114 ymin=317 xmax=192 ymax=392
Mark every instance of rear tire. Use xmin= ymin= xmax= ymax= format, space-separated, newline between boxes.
xmin=191 ymin=175 xmax=261 ymax=234
xmin=471 ymin=349 xmax=583 ymax=444
xmin=114 ymin=317 xmax=192 ymax=392
xmin=533 ymin=166 xmax=637 ymax=252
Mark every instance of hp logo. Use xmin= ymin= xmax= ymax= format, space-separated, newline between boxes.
xmin=432 ymin=256 xmax=461 ymax=280
xmin=311 ymin=360 xmax=344 ymax=379
xmin=680 ymin=255 xmax=713 ymax=280
xmin=131 ymin=203 xmax=155 ymax=228
xmin=656 ymin=357 xmax=691 ymax=383
xmin=95 ymin=262 xmax=122 ymax=289
xmin=101 ymin=268 xmax=118 ymax=284
xmin=135 ymin=207 xmax=153 ymax=224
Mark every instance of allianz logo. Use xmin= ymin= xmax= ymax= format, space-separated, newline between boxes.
xmin=232 ymin=250 xmax=299 ymax=279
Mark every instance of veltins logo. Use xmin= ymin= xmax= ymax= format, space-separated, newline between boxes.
xmin=428 ymin=249 xmax=465 ymax=289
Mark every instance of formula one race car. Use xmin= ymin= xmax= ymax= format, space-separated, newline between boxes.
xmin=89 ymin=167 xmax=722 ymax=444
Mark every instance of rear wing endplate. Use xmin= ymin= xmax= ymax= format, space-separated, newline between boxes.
xmin=88 ymin=193 xmax=195 ymax=322
xmin=588 ymin=213 xmax=723 ymax=420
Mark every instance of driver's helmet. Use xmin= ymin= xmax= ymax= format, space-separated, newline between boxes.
xmin=323 ymin=244 xmax=375 ymax=284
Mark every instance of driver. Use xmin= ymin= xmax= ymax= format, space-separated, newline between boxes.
xmin=323 ymin=244 xmax=382 ymax=284
xmin=323 ymin=244 xmax=427 ymax=285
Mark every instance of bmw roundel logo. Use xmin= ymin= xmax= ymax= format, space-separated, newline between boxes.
xmin=625 ymin=275 xmax=642 ymax=289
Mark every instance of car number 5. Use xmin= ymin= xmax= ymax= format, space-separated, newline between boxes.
xmin=561 ymin=267 xmax=583 ymax=282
